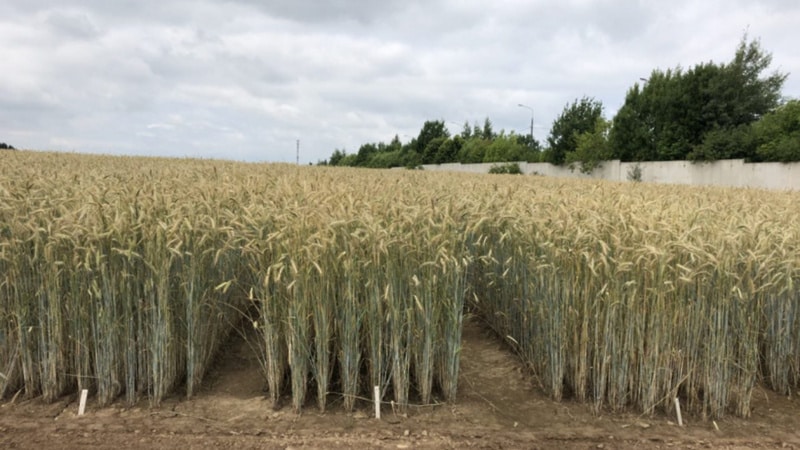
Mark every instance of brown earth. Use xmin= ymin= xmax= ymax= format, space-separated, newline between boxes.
xmin=1 ymin=316 xmax=799 ymax=449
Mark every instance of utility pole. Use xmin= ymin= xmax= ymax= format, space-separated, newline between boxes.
xmin=296 ymin=139 xmax=300 ymax=165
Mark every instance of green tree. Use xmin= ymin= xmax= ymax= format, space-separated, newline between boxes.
xmin=432 ymin=136 xmax=463 ymax=164
xmin=481 ymin=117 xmax=495 ymax=140
xmin=515 ymin=133 xmax=541 ymax=153
xmin=398 ymin=139 xmax=422 ymax=168
xmin=610 ymin=36 xmax=787 ymax=162
xmin=338 ymin=153 xmax=357 ymax=166
xmin=753 ymin=99 xmax=800 ymax=162
xmin=327 ymin=149 xmax=346 ymax=166
xmin=389 ymin=134 xmax=402 ymax=151
xmin=546 ymin=96 xmax=603 ymax=165
xmin=483 ymin=133 xmax=534 ymax=162
xmin=566 ymin=117 xmax=613 ymax=173
xmin=608 ymin=85 xmax=652 ymax=161
xmin=727 ymin=37 xmax=787 ymax=123
xmin=460 ymin=121 xmax=473 ymax=139
xmin=688 ymin=124 xmax=758 ymax=161
xmin=415 ymin=120 xmax=450 ymax=154
xmin=421 ymin=136 xmax=448 ymax=164
xmin=457 ymin=137 xmax=490 ymax=163
xmin=354 ymin=143 xmax=378 ymax=166
xmin=367 ymin=150 xmax=404 ymax=168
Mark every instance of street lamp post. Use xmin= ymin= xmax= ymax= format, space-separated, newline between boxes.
xmin=518 ymin=103 xmax=534 ymax=146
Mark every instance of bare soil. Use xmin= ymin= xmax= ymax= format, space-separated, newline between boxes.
xmin=2 ymin=317 xmax=799 ymax=449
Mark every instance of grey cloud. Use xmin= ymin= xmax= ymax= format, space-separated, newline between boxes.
xmin=0 ymin=0 xmax=798 ymax=163
xmin=44 ymin=9 xmax=102 ymax=39
xmin=223 ymin=0 xmax=425 ymax=25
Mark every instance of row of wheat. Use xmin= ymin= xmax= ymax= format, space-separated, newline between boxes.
xmin=0 ymin=152 xmax=474 ymax=411
xmin=0 ymin=155 xmax=245 ymax=405
xmin=1 ymin=150 xmax=798 ymax=418
xmin=469 ymin=181 xmax=800 ymax=418
xmin=237 ymin=172 xmax=474 ymax=412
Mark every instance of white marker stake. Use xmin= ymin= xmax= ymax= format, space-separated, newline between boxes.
xmin=78 ymin=389 xmax=88 ymax=416
xmin=374 ymin=386 xmax=381 ymax=419
xmin=673 ymin=397 xmax=683 ymax=426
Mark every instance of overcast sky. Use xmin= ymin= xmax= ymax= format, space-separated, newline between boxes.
xmin=1 ymin=1 xmax=798 ymax=163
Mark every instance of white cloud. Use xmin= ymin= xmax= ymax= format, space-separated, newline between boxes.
xmin=0 ymin=0 xmax=798 ymax=162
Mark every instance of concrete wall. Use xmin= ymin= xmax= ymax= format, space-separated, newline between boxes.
xmin=421 ymin=159 xmax=800 ymax=191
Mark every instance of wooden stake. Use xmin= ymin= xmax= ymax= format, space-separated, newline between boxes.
xmin=78 ymin=389 xmax=88 ymax=416
xmin=374 ymin=386 xmax=381 ymax=419
xmin=673 ymin=397 xmax=683 ymax=426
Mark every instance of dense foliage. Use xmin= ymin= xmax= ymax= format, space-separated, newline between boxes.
xmin=545 ymin=97 xmax=604 ymax=165
xmin=324 ymin=36 xmax=798 ymax=170
xmin=753 ymin=99 xmax=800 ymax=162
xmin=565 ymin=118 xmax=613 ymax=174
xmin=320 ymin=119 xmax=542 ymax=168
xmin=487 ymin=162 xmax=523 ymax=174
xmin=610 ymin=37 xmax=789 ymax=163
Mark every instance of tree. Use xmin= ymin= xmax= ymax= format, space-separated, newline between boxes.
xmin=338 ymin=153 xmax=357 ymax=166
xmin=432 ymin=136 xmax=462 ymax=164
xmin=607 ymin=86 xmax=652 ymax=161
xmin=727 ymin=37 xmax=787 ymax=123
xmin=460 ymin=121 xmax=473 ymax=139
xmin=610 ymin=36 xmax=787 ymax=162
xmin=515 ymin=133 xmax=542 ymax=154
xmin=321 ymin=117 xmax=538 ymax=168
xmin=457 ymin=137 xmax=490 ymax=163
xmin=328 ymin=149 xmax=347 ymax=166
xmin=481 ymin=117 xmax=495 ymax=140
xmin=421 ymin=136 xmax=448 ymax=164
xmin=354 ymin=143 xmax=378 ymax=166
xmin=0 ymin=142 xmax=15 ymax=150
xmin=546 ymin=96 xmax=603 ymax=165
xmin=753 ymin=99 xmax=800 ymax=162
xmin=566 ymin=117 xmax=613 ymax=173
xmin=483 ymin=132 xmax=536 ymax=163
xmin=367 ymin=150 xmax=404 ymax=168
xmin=688 ymin=124 xmax=757 ymax=161
xmin=415 ymin=120 xmax=450 ymax=154
xmin=387 ymin=134 xmax=402 ymax=153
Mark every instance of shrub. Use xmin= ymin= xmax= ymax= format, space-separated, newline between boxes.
xmin=488 ymin=162 xmax=523 ymax=174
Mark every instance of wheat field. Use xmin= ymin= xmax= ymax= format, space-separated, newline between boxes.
xmin=1 ymin=151 xmax=798 ymax=418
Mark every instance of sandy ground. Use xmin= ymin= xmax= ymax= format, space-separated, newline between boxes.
xmin=2 ymin=317 xmax=799 ymax=449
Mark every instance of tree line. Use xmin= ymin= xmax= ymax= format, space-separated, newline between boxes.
xmin=322 ymin=36 xmax=799 ymax=170
xmin=320 ymin=118 xmax=542 ymax=169
xmin=0 ymin=143 xmax=15 ymax=150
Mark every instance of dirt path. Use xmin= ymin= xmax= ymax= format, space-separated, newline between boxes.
xmin=1 ymin=316 xmax=799 ymax=449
